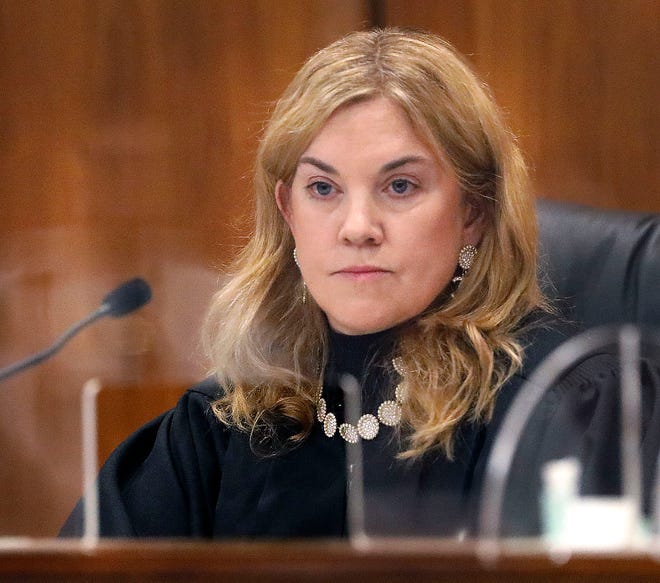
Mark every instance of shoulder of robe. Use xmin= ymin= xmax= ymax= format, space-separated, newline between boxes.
xmin=185 ymin=376 xmax=224 ymax=402
xmin=109 ymin=376 xmax=229 ymax=473
xmin=489 ymin=312 xmax=649 ymax=439
xmin=167 ymin=376 xmax=231 ymax=445
xmin=169 ymin=376 xmax=226 ymax=426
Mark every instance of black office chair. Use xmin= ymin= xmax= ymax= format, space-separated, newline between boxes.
xmin=480 ymin=199 xmax=660 ymax=538
xmin=536 ymin=198 xmax=660 ymax=329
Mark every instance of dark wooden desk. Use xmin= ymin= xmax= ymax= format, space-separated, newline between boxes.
xmin=1 ymin=539 xmax=660 ymax=582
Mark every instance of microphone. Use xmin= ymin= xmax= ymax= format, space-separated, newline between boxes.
xmin=0 ymin=278 xmax=152 ymax=382
xmin=99 ymin=277 xmax=152 ymax=317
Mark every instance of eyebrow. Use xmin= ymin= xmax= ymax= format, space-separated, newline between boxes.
xmin=298 ymin=155 xmax=429 ymax=175
xmin=298 ymin=156 xmax=338 ymax=174
xmin=380 ymin=155 xmax=428 ymax=172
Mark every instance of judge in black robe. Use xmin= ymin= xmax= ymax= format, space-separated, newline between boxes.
xmin=60 ymin=317 xmax=660 ymax=538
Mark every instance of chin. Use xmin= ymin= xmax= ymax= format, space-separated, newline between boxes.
xmin=335 ymin=325 xmax=387 ymax=336
xmin=327 ymin=315 xmax=407 ymax=336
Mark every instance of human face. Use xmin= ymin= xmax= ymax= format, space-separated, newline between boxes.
xmin=276 ymin=98 xmax=483 ymax=335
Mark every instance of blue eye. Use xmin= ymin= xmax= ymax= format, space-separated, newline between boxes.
xmin=310 ymin=181 xmax=334 ymax=196
xmin=390 ymin=178 xmax=411 ymax=194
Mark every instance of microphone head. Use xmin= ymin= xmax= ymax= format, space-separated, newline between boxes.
xmin=101 ymin=278 xmax=152 ymax=317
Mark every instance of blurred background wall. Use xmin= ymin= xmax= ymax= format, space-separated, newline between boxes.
xmin=0 ymin=0 xmax=657 ymax=536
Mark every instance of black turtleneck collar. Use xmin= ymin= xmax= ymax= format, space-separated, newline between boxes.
xmin=324 ymin=328 xmax=402 ymax=413
xmin=327 ymin=327 xmax=398 ymax=378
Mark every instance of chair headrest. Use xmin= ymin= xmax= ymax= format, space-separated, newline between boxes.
xmin=536 ymin=198 xmax=660 ymax=328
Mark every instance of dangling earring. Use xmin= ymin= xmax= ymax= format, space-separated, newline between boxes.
xmin=458 ymin=244 xmax=478 ymax=271
xmin=293 ymin=248 xmax=307 ymax=304
xmin=451 ymin=244 xmax=478 ymax=290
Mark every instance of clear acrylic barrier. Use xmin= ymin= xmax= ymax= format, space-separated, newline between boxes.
xmin=340 ymin=325 xmax=660 ymax=558
xmin=0 ymin=370 xmax=186 ymax=543
xmin=479 ymin=325 xmax=660 ymax=553
xmin=340 ymin=375 xmax=479 ymax=544
xmin=78 ymin=379 xmax=186 ymax=545
xmin=3 ymin=323 xmax=660 ymax=560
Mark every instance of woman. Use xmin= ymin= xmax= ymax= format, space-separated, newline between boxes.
xmin=61 ymin=28 xmax=641 ymax=538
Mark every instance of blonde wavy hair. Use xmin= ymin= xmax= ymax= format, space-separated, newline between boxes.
xmin=203 ymin=28 xmax=543 ymax=458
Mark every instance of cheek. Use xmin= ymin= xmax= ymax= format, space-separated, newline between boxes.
xmin=287 ymin=194 xmax=320 ymax=238
xmin=290 ymin=220 xmax=332 ymax=271
xmin=289 ymin=195 xmax=338 ymax=249
xmin=411 ymin=249 xmax=457 ymax=293
xmin=405 ymin=217 xmax=463 ymax=282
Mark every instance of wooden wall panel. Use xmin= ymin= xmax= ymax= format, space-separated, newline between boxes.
xmin=384 ymin=0 xmax=660 ymax=212
xmin=0 ymin=0 xmax=369 ymax=536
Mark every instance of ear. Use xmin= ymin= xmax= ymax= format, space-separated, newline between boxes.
xmin=461 ymin=197 xmax=486 ymax=247
xmin=275 ymin=180 xmax=295 ymax=231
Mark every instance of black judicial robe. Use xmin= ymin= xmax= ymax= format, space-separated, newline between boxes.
xmin=60 ymin=319 xmax=660 ymax=538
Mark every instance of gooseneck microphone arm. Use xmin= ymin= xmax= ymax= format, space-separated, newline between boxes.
xmin=0 ymin=306 xmax=109 ymax=382
xmin=0 ymin=277 xmax=152 ymax=383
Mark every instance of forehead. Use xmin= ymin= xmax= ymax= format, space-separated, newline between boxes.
xmin=305 ymin=97 xmax=428 ymax=152
xmin=299 ymin=97 xmax=441 ymax=166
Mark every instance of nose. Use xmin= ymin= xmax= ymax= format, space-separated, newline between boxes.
xmin=338 ymin=193 xmax=383 ymax=246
